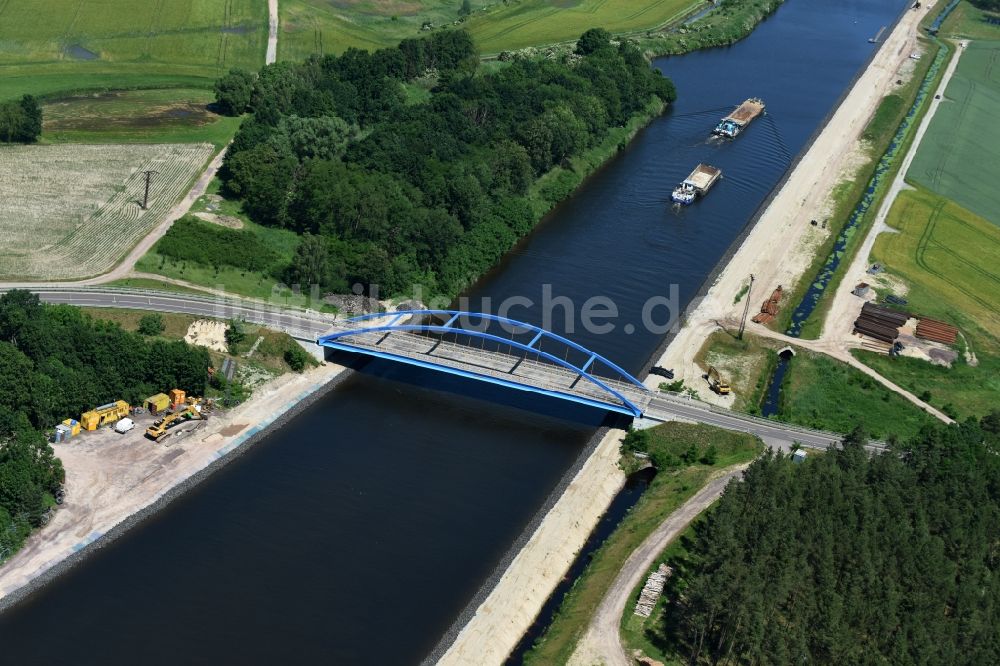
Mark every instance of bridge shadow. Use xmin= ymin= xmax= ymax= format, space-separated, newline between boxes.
xmin=327 ymin=350 xmax=630 ymax=430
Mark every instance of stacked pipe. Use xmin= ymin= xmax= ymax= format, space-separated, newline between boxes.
xmin=916 ymin=317 xmax=958 ymax=344
xmin=853 ymin=302 xmax=907 ymax=343
xmin=751 ymin=286 xmax=783 ymax=324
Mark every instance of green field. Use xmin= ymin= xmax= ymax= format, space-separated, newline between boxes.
xmin=777 ymin=350 xmax=938 ymax=440
xmin=42 ymin=89 xmax=241 ymax=146
xmin=0 ymin=0 xmax=267 ymax=101
xmin=279 ymin=0 xmax=699 ymax=59
xmin=908 ymin=40 xmax=1000 ymax=226
xmin=860 ymin=186 xmax=1000 ymax=420
xmin=940 ymin=0 xmax=1000 ymax=40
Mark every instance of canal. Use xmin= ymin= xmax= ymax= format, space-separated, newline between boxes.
xmin=0 ymin=0 xmax=905 ymax=662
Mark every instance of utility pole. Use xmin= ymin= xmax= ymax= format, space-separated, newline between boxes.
xmin=141 ymin=170 xmax=159 ymax=210
xmin=738 ymin=273 xmax=755 ymax=340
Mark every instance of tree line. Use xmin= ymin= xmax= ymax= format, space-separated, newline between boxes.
xmin=214 ymin=28 xmax=676 ymax=297
xmin=969 ymin=0 xmax=1000 ymax=12
xmin=661 ymin=415 xmax=1000 ymax=664
xmin=0 ymin=95 xmax=42 ymax=143
xmin=0 ymin=291 xmax=210 ymax=561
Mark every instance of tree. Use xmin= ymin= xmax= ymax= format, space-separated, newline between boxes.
xmin=137 ymin=313 xmax=165 ymax=336
xmin=225 ymin=320 xmax=246 ymax=351
xmin=458 ymin=0 xmax=472 ymax=16
xmin=213 ymin=68 xmax=256 ymax=116
xmin=575 ymin=28 xmax=613 ymax=55
xmin=0 ymin=95 xmax=42 ymax=143
xmin=288 ymin=234 xmax=330 ymax=287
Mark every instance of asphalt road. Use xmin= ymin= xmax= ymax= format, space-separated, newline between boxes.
xmin=19 ymin=288 xmax=875 ymax=451
xmin=25 ymin=288 xmax=336 ymax=340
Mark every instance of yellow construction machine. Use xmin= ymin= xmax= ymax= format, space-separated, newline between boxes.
xmin=145 ymin=398 xmax=205 ymax=441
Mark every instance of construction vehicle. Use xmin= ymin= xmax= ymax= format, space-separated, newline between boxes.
xmin=707 ymin=366 xmax=731 ymax=395
xmin=81 ymin=400 xmax=130 ymax=431
xmin=145 ymin=399 xmax=205 ymax=442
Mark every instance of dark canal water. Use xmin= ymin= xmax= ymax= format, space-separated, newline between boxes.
xmin=0 ymin=0 xmax=905 ymax=662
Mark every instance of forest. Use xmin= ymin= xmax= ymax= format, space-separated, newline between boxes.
xmin=215 ymin=28 xmax=676 ymax=297
xmin=661 ymin=415 xmax=1000 ymax=664
xmin=969 ymin=0 xmax=1000 ymax=11
xmin=0 ymin=291 xmax=210 ymax=561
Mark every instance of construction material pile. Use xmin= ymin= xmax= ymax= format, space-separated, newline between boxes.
xmin=916 ymin=317 xmax=958 ymax=345
xmin=751 ymin=286 xmax=783 ymax=324
xmin=853 ymin=302 xmax=907 ymax=342
xmin=634 ymin=564 xmax=673 ymax=618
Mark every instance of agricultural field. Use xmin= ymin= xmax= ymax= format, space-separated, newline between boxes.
xmin=907 ymin=40 xmax=1000 ymax=226
xmin=41 ymin=89 xmax=241 ymax=147
xmin=278 ymin=0 xmax=700 ymax=60
xmin=0 ymin=143 xmax=214 ymax=280
xmin=940 ymin=0 xmax=1000 ymax=41
xmin=0 ymin=0 xmax=267 ymax=101
xmin=861 ymin=186 xmax=1000 ymax=420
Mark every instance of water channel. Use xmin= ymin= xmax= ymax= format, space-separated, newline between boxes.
xmin=0 ymin=0 xmax=906 ymax=662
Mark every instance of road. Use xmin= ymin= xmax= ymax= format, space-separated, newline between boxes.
xmin=12 ymin=288 xmax=880 ymax=452
xmin=568 ymin=466 xmax=749 ymax=666
xmin=23 ymin=288 xmax=334 ymax=340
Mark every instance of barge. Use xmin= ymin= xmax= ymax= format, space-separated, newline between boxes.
xmin=671 ymin=163 xmax=722 ymax=205
xmin=713 ymin=98 xmax=765 ymax=138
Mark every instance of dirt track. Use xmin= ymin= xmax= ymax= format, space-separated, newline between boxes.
xmin=568 ymin=466 xmax=749 ymax=666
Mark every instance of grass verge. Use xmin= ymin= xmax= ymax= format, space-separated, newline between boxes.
xmin=522 ymin=423 xmax=762 ymax=665
xmin=777 ymin=349 xmax=937 ymax=440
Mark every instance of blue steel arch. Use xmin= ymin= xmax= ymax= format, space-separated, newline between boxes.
xmin=317 ymin=310 xmax=649 ymax=417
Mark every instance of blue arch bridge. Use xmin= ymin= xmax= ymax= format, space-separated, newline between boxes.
xmin=317 ymin=310 xmax=653 ymax=417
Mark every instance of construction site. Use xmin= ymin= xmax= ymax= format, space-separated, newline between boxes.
xmin=51 ymin=388 xmax=211 ymax=448
xmin=851 ymin=298 xmax=961 ymax=366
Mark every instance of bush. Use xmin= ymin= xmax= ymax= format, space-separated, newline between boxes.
xmin=225 ymin=320 xmax=247 ymax=350
xmin=137 ymin=313 xmax=165 ymax=336
xmin=155 ymin=216 xmax=280 ymax=273
xmin=283 ymin=346 xmax=310 ymax=372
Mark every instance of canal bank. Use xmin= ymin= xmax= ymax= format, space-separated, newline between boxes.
xmin=437 ymin=1 xmax=924 ymax=662
xmin=0 ymin=0 xmax=912 ymax=662
xmin=652 ymin=0 xmax=934 ymax=394
xmin=0 ymin=363 xmax=353 ymax=612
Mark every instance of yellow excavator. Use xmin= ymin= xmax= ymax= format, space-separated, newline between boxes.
xmin=145 ymin=398 xmax=205 ymax=441
xmin=707 ymin=366 xmax=732 ymax=395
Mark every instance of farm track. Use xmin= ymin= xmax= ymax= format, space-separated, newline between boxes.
xmin=913 ymin=198 xmax=996 ymax=312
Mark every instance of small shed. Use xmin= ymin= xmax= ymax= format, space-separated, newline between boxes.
xmin=144 ymin=393 xmax=171 ymax=415
xmin=169 ymin=388 xmax=186 ymax=408
xmin=853 ymin=282 xmax=871 ymax=298
xmin=61 ymin=418 xmax=81 ymax=437
xmin=791 ymin=449 xmax=808 ymax=465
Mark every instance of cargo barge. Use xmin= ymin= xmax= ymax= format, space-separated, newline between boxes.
xmin=713 ymin=98 xmax=765 ymax=138
xmin=671 ymin=163 xmax=722 ymax=205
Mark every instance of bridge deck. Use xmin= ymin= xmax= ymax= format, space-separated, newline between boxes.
xmin=319 ymin=324 xmax=652 ymax=416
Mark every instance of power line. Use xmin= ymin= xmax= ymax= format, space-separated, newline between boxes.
xmin=141 ymin=170 xmax=159 ymax=210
